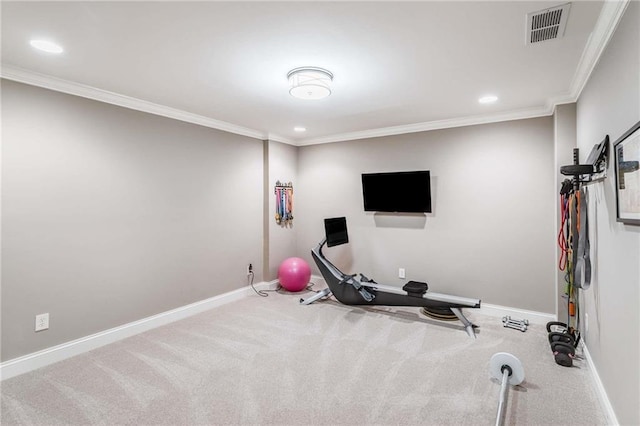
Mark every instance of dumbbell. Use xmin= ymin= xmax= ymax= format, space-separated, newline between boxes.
xmin=502 ymin=316 xmax=528 ymax=332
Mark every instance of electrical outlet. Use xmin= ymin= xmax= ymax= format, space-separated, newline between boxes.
xmin=247 ymin=263 xmax=253 ymax=276
xmin=398 ymin=268 xmax=406 ymax=279
xmin=35 ymin=313 xmax=49 ymax=332
xmin=585 ymin=313 xmax=589 ymax=332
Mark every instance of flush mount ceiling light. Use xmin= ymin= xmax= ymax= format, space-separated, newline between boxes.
xmin=29 ymin=39 xmax=64 ymax=54
xmin=479 ymin=95 xmax=498 ymax=104
xmin=294 ymin=126 xmax=307 ymax=132
xmin=287 ymin=67 xmax=333 ymax=100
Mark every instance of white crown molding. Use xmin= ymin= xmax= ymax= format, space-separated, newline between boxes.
xmin=1 ymin=63 xmax=552 ymax=147
xmin=0 ymin=65 xmax=267 ymax=141
xmin=568 ymin=0 xmax=630 ymax=102
xmin=297 ymin=106 xmax=553 ymax=146
xmin=266 ymin=133 xmax=296 ymax=146
xmin=299 ymin=1 xmax=629 ymax=147
xmin=1 ymin=0 xmax=627 ymax=149
xmin=0 ymin=63 xmax=552 ymax=147
xmin=0 ymin=280 xmax=279 ymax=381
xmin=546 ymin=90 xmax=577 ymax=112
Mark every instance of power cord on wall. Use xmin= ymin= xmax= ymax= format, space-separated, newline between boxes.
xmin=249 ymin=270 xmax=270 ymax=297
xmin=248 ymin=266 xmax=284 ymax=297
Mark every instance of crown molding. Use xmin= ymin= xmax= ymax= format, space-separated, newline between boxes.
xmin=299 ymin=1 xmax=630 ymax=147
xmin=297 ymin=105 xmax=553 ymax=146
xmin=266 ymin=133 xmax=296 ymax=146
xmin=1 ymin=0 xmax=627 ymax=149
xmin=0 ymin=65 xmax=267 ymax=141
xmin=568 ymin=0 xmax=629 ymax=102
xmin=0 ymin=64 xmax=552 ymax=146
xmin=546 ymin=90 xmax=577 ymax=113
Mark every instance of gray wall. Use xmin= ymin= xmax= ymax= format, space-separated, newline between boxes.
xmin=575 ymin=2 xmax=639 ymax=424
xmin=297 ymin=117 xmax=556 ymax=313
xmin=266 ymin=140 xmax=298 ymax=281
xmin=1 ymin=80 xmax=264 ymax=361
xmin=4 ymin=12 xmax=636 ymax=423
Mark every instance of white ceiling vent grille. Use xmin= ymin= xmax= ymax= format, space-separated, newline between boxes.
xmin=526 ymin=3 xmax=571 ymax=44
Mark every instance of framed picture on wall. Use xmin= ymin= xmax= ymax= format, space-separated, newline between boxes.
xmin=613 ymin=120 xmax=640 ymax=225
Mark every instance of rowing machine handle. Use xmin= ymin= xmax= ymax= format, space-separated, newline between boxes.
xmin=359 ymin=273 xmax=377 ymax=284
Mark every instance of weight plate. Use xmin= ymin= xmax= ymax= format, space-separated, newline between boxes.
xmin=490 ymin=352 xmax=525 ymax=386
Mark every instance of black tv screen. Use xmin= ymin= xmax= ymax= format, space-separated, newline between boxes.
xmin=324 ymin=217 xmax=349 ymax=247
xmin=361 ymin=171 xmax=432 ymax=213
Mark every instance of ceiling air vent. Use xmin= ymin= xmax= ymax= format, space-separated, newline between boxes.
xmin=526 ymin=3 xmax=571 ymax=44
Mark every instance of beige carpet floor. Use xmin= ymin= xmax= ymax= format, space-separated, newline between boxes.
xmin=1 ymin=287 xmax=607 ymax=425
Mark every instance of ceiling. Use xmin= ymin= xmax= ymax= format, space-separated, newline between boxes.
xmin=1 ymin=1 xmax=622 ymax=145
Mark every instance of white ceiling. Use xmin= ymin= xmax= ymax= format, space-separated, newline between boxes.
xmin=1 ymin=1 xmax=621 ymax=145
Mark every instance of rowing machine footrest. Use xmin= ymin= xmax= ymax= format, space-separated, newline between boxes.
xmin=403 ymin=281 xmax=428 ymax=297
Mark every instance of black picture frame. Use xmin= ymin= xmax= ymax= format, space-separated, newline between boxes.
xmin=613 ymin=120 xmax=640 ymax=225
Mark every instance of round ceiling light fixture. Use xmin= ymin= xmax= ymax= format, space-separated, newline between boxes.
xmin=287 ymin=67 xmax=333 ymax=100
xmin=29 ymin=39 xmax=64 ymax=54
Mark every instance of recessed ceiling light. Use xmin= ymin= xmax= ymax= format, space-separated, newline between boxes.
xmin=479 ymin=95 xmax=498 ymax=104
xmin=29 ymin=39 xmax=64 ymax=54
xmin=294 ymin=127 xmax=307 ymax=132
xmin=288 ymin=67 xmax=333 ymax=100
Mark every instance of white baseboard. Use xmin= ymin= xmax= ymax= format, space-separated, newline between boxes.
xmin=0 ymin=281 xmax=279 ymax=381
xmin=582 ymin=341 xmax=619 ymax=425
xmin=0 ymin=277 xmax=557 ymax=381
xmin=311 ymin=275 xmax=556 ymax=324
xmin=477 ymin=303 xmax=556 ymax=325
xmin=1 ymin=276 xmax=615 ymax=425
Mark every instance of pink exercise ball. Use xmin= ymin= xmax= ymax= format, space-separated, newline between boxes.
xmin=278 ymin=257 xmax=311 ymax=292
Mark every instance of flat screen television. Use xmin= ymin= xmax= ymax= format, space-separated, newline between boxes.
xmin=361 ymin=170 xmax=432 ymax=213
xmin=324 ymin=217 xmax=349 ymax=247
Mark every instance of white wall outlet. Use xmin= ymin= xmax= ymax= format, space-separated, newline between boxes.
xmin=398 ymin=268 xmax=406 ymax=279
xmin=585 ymin=313 xmax=589 ymax=332
xmin=35 ymin=313 xmax=49 ymax=332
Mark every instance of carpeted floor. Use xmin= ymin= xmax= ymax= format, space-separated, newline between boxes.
xmin=1 ymin=286 xmax=607 ymax=425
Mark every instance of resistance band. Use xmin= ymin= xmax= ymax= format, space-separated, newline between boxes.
xmin=558 ymin=180 xmax=591 ymax=336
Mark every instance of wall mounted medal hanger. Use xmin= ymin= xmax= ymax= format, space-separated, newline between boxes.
xmin=274 ymin=181 xmax=294 ymax=225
